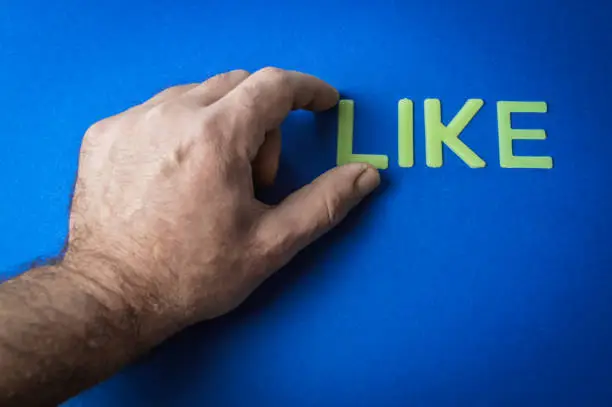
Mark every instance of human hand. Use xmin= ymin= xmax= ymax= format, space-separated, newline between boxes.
xmin=66 ymin=68 xmax=380 ymax=336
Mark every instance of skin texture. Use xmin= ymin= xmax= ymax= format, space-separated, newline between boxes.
xmin=0 ymin=68 xmax=380 ymax=406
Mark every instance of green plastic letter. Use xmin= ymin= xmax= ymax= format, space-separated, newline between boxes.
xmin=398 ymin=99 xmax=414 ymax=167
xmin=425 ymin=98 xmax=486 ymax=168
xmin=337 ymin=99 xmax=389 ymax=169
xmin=497 ymin=101 xmax=553 ymax=169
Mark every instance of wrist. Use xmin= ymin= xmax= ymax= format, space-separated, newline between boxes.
xmin=61 ymin=249 xmax=183 ymax=350
xmin=0 ymin=253 xmax=178 ymax=405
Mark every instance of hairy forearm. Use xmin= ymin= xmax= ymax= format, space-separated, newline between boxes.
xmin=0 ymin=255 xmax=173 ymax=406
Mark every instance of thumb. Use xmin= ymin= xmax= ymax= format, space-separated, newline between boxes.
xmin=255 ymin=163 xmax=380 ymax=271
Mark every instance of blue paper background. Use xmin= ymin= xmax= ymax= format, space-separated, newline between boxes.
xmin=1 ymin=0 xmax=611 ymax=406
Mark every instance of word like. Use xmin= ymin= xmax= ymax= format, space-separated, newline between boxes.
xmin=337 ymin=99 xmax=553 ymax=169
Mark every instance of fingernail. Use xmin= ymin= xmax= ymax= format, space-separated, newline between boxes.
xmin=355 ymin=165 xmax=381 ymax=196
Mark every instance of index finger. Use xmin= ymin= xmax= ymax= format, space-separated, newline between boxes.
xmin=215 ymin=67 xmax=339 ymax=157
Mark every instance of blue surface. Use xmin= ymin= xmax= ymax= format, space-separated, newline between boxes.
xmin=1 ymin=1 xmax=612 ymax=405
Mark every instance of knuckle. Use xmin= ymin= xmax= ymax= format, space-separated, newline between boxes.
xmin=259 ymin=66 xmax=287 ymax=83
xmin=150 ymin=84 xmax=194 ymax=102
xmin=321 ymin=193 xmax=344 ymax=227
xmin=207 ymin=69 xmax=249 ymax=87
xmin=209 ymin=72 xmax=230 ymax=84
xmin=165 ymin=84 xmax=190 ymax=95
xmin=150 ymin=100 xmax=194 ymax=119
xmin=231 ymin=69 xmax=250 ymax=77
xmin=224 ymin=69 xmax=250 ymax=80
